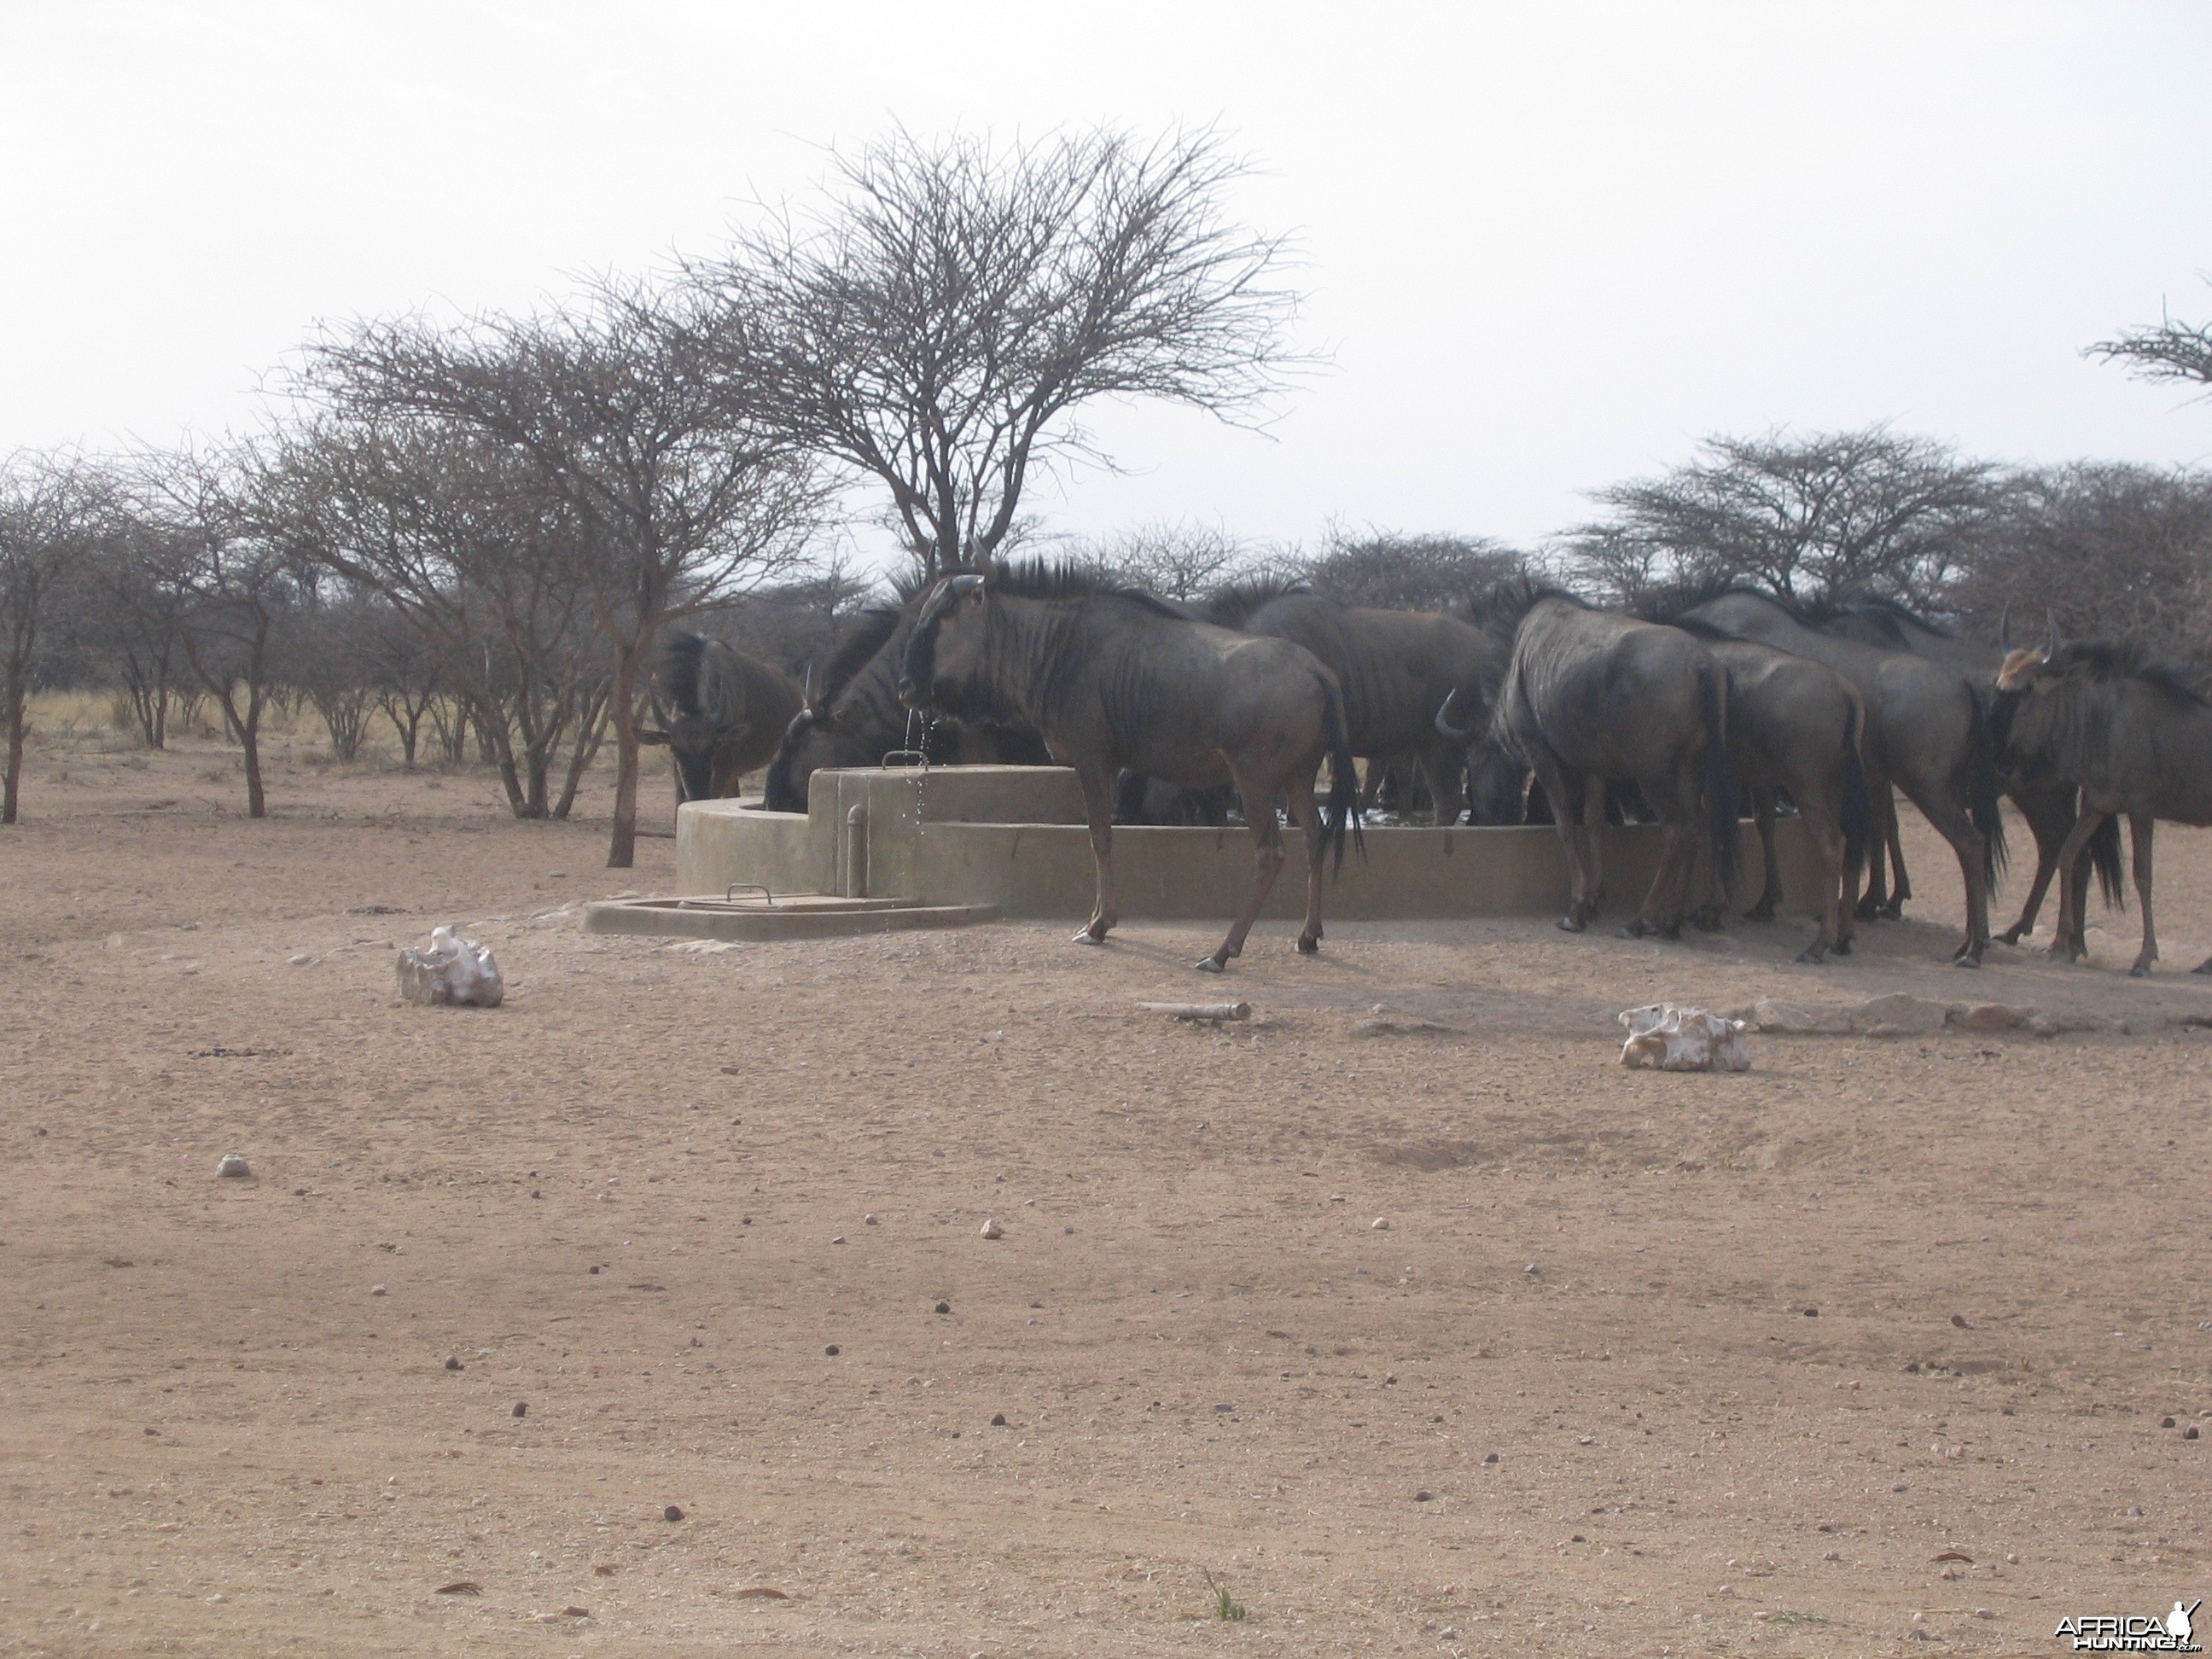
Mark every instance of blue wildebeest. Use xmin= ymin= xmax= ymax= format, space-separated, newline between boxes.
xmin=897 ymin=560 xmax=1361 ymax=973
xmin=1821 ymin=595 xmax=2119 ymax=952
xmin=761 ymin=581 xmax=1048 ymax=813
xmin=1995 ymin=629 xmax=2212 ymax=977
xmin=1206 ymin=579 xmax=1491 ymax=824
xmin=1446 ymin=578 xmax=1736 ymax=940
xmin=644 ymin=632 xmax=805 ymax=802
xmin=1674 ymin=586 xmax=2005 ymax=965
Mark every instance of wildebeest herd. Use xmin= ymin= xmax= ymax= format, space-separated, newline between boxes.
xmin=649 ymin=557 xmax=2212 ymax=979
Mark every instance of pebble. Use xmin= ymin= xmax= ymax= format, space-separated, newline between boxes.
xmin=1975 ymin=1608 xmax=1996 ymax=1620
xmin=1524 ymin=1263 xmax=1540 ymax=1275
xmin=991 ymin=1412 xmax=1007 ymax=1426
xmin=1413 ymin=1489 xmax=1434 ymax=1502
xmin=370 ymin=1284 xmax=387 ymax=1297
xmin=1483 ymin=1452 xmax=1499 ymax=1464
xmin=215 ymin=1154 xmax=250 ymax=1179
xmin=2187 ymin=1426 xmax=2202 ymax=1440
xmin=830 ymin=1235 xmax=847 ymax=1245
xmin=1951 ymin=1313 xmax=1971 ymax=1329
xmin=663 ymin=1505 xmax=684 ymax=1522
xmin=512 ymin=1402 xmax=527 ymax=1418
xmin=1212 ymin=1403 xmax=1234 ymax=1413
xmin=2163 ymin=1416 xmax=2177 ymax=1428
xmin=445 ymin=1356 xmax=464 ymax=1371
xmin=934 ymin=1301 xmax=952 ymax=1315
xmin=825 ymin=1345 xmax=840 ymax=1356
xmin=864 ymin=1213 xmax=878 ymax=1225
xmin=979 ymin=1219 xmax=1004 ymax=1240
xmin=1371 ymin=1218 xmax=1389 ymax=1231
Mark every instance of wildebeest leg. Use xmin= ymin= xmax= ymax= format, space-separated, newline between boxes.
xmin=1883 ymin=797 xmax=1913 ymax=917
xmin=1904 ymin=779 xmax=1990 ymax=966
xmin=1999 ymin=784 xmax=2070 ymax=944
xmin=1072 ymin=761 xmax=1120 ymax=946
xmin=1581 ymin=774 xmax=1609 ymax=917
xmin=2043 ymin=808 xmax=2106 ymax=966
xmin=1525 ymin=749 xmax=1590 ymax=930
xmin=1202 ymin=770 xmax=1289 ymax=972
xmin=1795 ymin=783 xmax=1848 ymax=964
xmin=1284 ymin=762 xmax=1329 ymax=954
xmin=2127 ymin=812 xmax=2158 ymax=977
xmin=1415 ymin=744 xmax=1464 ymax=827
xmin=1746 ymin=789 xmax=1782 ymax=922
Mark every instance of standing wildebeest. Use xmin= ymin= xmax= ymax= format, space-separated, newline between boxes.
xmin=1995 ymin=630 xmax=2212 ymax=977
xmin=644 ymin=632 xmax=805 ymax=802
xmin=1674 ymin=587 xmax=2005 ymax=965
xmin=761 ymin=585 xmax=1048 ymax=813
xmin=1819 ymin=596 xmax=2118 ymax=949
xmin=1206 ymin=581 xmax=1489 ymax=824
xmin=1443 ymin=579 xmax=1736 ymax=939
xmin=897 ymin=561 xmax=1361 ymax=972
xmin=1675 ymin=629 xmax=1871 ymax=963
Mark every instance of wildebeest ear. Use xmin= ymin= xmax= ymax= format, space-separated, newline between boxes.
xmin=2042 ymin=608 xmax=2060 ymax=659
xmin=1997 ymin=606 xmax=2011 ymax=653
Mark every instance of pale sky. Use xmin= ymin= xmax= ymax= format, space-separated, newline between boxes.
xmin=4 ymin=0 xmax=2209 ymax=567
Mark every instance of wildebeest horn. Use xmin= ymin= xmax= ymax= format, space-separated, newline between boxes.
xmin=2042 ymin=608 xmax=2060 ymax=659
xmin=1435 ymin=688 xmax=1477 ymax=742
xmin=1997 ymin=606 xmax=2011 ymax=652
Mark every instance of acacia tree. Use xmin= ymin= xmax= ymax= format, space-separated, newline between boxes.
xmin=1567 ymin=428 xmax=1999 ymax=608
xmin=256 ymin=416 xmax=614 ymax=817
xmin=1294 ymin=527 xmax=1524 ymax=610
xmin=1 ymin=451 xmax=109 ymax=824
xmin=300 ymin=282 xmax=824 ymax=863
xmin=131 ymin=444 xmax=297 ymax=818
xmin=694 ymin=125 xmax=1303 ymax=579
xmin=84 ymin=523 xmax=190 ymax=748
xmin=2087 ymin=283 xmax=2212 ymax=391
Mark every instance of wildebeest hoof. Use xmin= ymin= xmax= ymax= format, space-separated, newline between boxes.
xmin=1194 ymin=957 xmax=1227 ymax=974
xmin=1295 ymin=935 xmax=1319 ymax=955
xmin=2194 ymin=956 xmax=2212 ymax=975
xmin=2130 ymin=961 xmax=2154 ymax=979
xmin=1074 ymin=924 xmax=1109 ymax=945
xmin=1954 ymin=951 xmax=1982 ymax=969
xmin=1880 ymin=902 xmax=1906 ymax=921
xmin=1997 ymin=926 xmax=2026 ymax=946
xmin=1796 ymin=946 xmax=1826 ymax=965
xmin=1557 ymin=914 xmax=1586 ymax=933
xmin=1854 ymin=897 xmax=1882 ymax=920
xmin=1832 ymin=938 xmax=1852 ymax=956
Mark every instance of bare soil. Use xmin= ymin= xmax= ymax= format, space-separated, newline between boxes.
xmin=3 ymin=730 xmax=2209 ymax=1657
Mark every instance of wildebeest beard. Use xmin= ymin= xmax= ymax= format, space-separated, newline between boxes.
xmin=901 ymin=603 xmax=1027 ymax=727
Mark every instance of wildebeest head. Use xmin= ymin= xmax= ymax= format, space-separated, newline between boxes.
xmin=1994 ymin=613 xmax=2063 ymax=693
xmin=898 ymin=573 xmax=989 ymax=710
xmin=762 ymin=707 xmax=863 ymax=812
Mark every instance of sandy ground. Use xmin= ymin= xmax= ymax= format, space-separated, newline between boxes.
xmin=3 ymin=726 xmax=2210 ymax=1659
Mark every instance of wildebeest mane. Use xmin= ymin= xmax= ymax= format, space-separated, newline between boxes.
xmin=1627 ymin=573 xmax=1765 ymax=626
xmin=987 ymin=556 xmax=1189 ymax=618
xmin=811 ymin=602 xmax=908 ymax=709
xmin=1462 ymin=573 xmax=1588 ymax=634
xmin=1827 ymin=592 xmax=1956 ymax=641
xmin=2048 ymin=638 xmax=2210 ymax=707
xmin=1202 ymin=573 xmax=1311 ymax=629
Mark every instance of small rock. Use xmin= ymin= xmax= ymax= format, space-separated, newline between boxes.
xmin=1483 ymin=1452 xmax=1499 ymax=1464
xmin=2163 ymin=1416 xmax=2177 ymax=1428
xmin=824 ymin=1345 xmax=840 ymax=1356
xmin=2187 ymin=1425 xmax=2202 ymax=1440
xmin=512 ymin=1402 xmax=527 ymax=1418
xmin=1823 ymin=1550 xmax=1841 ymax=1561
xmin=979 ymin=1219 xmax=1004 ymax=1240
xmin=1951 ymin=1313 xmax=1971 ymax=1329
xmin=1524 ymin=1262 xmax=1540 ymax=1275
xmin=1803 ymin=1307 xmax=1819 ymax=1317
xmin=1212 ymin=1403 xmax=1234 ymax=1413
xmin=991 ymin=1412 xmax=1007 ymax=1426
xmin=864 ymin=1213 xmax=878 ymax=1225
xmin=934 ymin=1301 xmax=951 ymax=1315
xmin=370 ymin=1284 xmax=387 ymax=1296
xmin=1975 ymin=1608 xmax=1995 ymax=1619
xmin=215 ymin=1154 xmax=250 ymax=1179
xmin=1370 ymin=1217 xmax=1390 ymax=1231
xmin=444 ymin=1357 xmax=463 ymax=1371
xmin=830 ymin=1235 xmax=847 ymax=1245
xmin=662 ymin=1505 xmax=684 ymax=1522
xmin=1413 ymin=1489 xmax=1434 ymax=1502
xmin=562 ymin=1605 xmax=590 ymax=1618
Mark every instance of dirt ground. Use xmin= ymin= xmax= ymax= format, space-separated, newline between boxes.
xmin=3 ymin=724 xmax=2209 ymax=1659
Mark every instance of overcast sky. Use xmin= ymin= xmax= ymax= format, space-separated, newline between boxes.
xmin=4 ymin=1 xmax=2209 ymax=566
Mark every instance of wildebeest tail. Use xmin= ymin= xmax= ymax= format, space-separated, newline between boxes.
xmin=1320 ymin=672 xmax=1365 ymax=876
xmin=1702 ymin=666 xmax=1738 ymax=899
xmin=1837 ymin=697 xmax=1872 ymax=868
xmin=1966 ymin=695 xmax=2008 ymax=887
xmin=2087 ymin=807 xmax=2125 ymax=909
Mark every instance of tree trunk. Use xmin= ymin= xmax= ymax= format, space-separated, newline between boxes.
xmin=241 ymin=691 xmax=265 ymax=818
xmin=2 ymin=672 xmax=25 ymax=826
xmin=553 ymin=691 xmax=610 ymax=821
xmin=606 ymin=646 xmax=643 ymax=868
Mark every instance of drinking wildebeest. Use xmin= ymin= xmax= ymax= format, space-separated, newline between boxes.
xmin=897 ymin=560 xmax=1361 ymax=972
xmin=643 ymin=632 xmax=805 ymax=802
xmin=1819 ymin=595 xmax=2118 ymax=950
xmin=761 ymin=583 xmax=1048 ymax=813
xmin=1674 ymin=627 xmax=1871 ymax=963
xmin=1673 ymin=586 xmax=2005 ymax=966
xmin=1207 ymin=579 xmax=1491 ymax=824
xmin=1444 ymin=578 xmax=1736 ymax=940
xmin=1995 ymin=628 xmax=2212 ymax=977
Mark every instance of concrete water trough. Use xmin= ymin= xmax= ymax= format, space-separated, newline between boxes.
xmin=579 ymin=764 xmax=1830 ymax=941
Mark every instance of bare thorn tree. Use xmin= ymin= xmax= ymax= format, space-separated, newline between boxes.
xmin=1 ymin=451 xmax=110 ymax=824
xmin=300 ymin=280 xmax=827 ymax=864
xmin=2087 ymin=282 xmax=2212 ymax=391
xmin=1565 ymin=427 xmax=1999 ymax=608
xmin=1076 ymin=521 xmax=1253 ymax=600
xmin=694 ymin=125 xmax=1306 ymax=578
